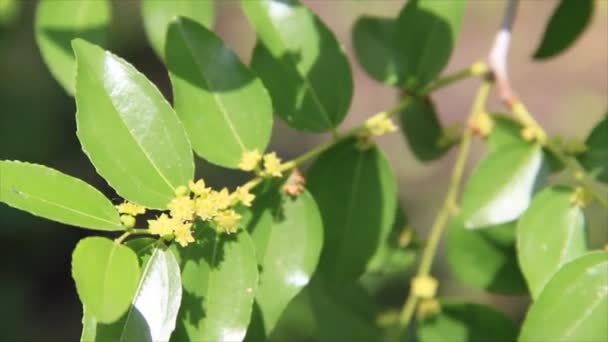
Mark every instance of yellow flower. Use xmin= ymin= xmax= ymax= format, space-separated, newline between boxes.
xmin=168 ymin=196 xmax=195 ymax=221
xmin=173 ymin=221 xmax=195 ymax=247
xmin=195 ymin=197 xmax=218 ymax=221
xmin=468 ymin=112 xmax=494 ymax=138
xmin=214 ymin=209 xmax=242 ymax=233
xmin=189 ymin=179 xmax=209 ymax=197
xmin=233 ymin=186 xmax=255 ymax=207
xmin=174 ymin=185 xmax=189 ymax=197
xmin=148 ymin=214 xmax=174 ymax=236
xmin=411 ymin=275 xmax=438 ymax=299
xmin=263 ymin=152 xmax=283 ymax=177
xmin=213 ymin=188 xmax=232 ymax=211
xmin=116 ymin=202 xmax=146 ymax=216
xmin=238 ymin=149 xmax=262 ymax=171
xmin=365 ymin=112 xmax=397 ymax=136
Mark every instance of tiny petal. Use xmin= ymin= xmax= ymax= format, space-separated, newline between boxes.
xmin=116 ymin=202 xmax=146 ymax=216
xmin=239 ymin=150 xmax=262 ymax=171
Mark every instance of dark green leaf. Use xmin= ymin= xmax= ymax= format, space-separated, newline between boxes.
xmin=517 ymin=186 xmax=587 ymax=299
xmin=81 ymin=246 xmax=182 ymax=341
xmin=533 ymin=0 xmax=594 ymax=60
xmin=141 ymin=0 xmax=214 ymax=60
xmin=395 ymin=0 xmax=466 ymax=90
xmin=352 ymin=16 xmax=402 ymax=85
xmin=72 ymin=237 xmax=141 ymax=324
xmin=0 ymin=161 xmax=122 ymax=230
xmin=166 ymin=17 xmax=273 ymax=168
xmin=519 ymin=252 xmax=608 ymax=341
xmin=73 ymin=39 xmax=194 ymax=209
xmin=309 ymin=276 xmax=381 ymax=342
xmin=578 ymin=114 xmax=608 ymax=183
xmin=242 ymin=180 xmax=323 ymax=336
xmin=399 ymin=97 xmax=453 ymax=161
xmin=460 ymin=143 xmax=548 ymax=229
xmin=171 ymin=228 xmax=258 ymax=342
xmin=243 ymin=0 xmax=353 ymax=132
xmin=35 ymin=0 xmax=110 ymax=94
xmin=447 ymin=216 xmax=527 ymax=294
xmin=418 ymin=301 xmax=518 ymax=342
xmin=307 ymin=139 xmax=397 ymax=285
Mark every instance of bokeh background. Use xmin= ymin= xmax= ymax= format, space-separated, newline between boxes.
xmin=0 ymin=0 xmax=606 ymax=340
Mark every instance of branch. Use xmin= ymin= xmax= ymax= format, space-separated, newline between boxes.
xmin=488 ymin=0 xmax=519 ymax=107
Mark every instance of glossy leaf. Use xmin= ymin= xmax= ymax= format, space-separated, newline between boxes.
xmin=519 ymin=252 xmax=608 ymax=341
xmin=395 ymin=0 xmax=466 ymax=91
xmin=243 ymin=0 xmax=353 ymax=132
xmin=399 ymin=97 xmax=453 ymax=161
xmin=242 ymin=180 xmax=323 ymax=336
xmin=309 ymin=276 xmax=381 ymax=342
xmin=35 ymin=0 xmax=110 ymax=94
xmin=171 ymin=228 xmax=258 ymax=342
xmin=578 ymin=114 xmax=608 ymax=183
xmin=447 ymin=216 xmax=527 ymax=294
xmin=166 ymin=17 xmax=273 ymax=168
xmin=533 ymin=0 xmax=594 ymax=60
xmin=81 ymin=246 xmax=182 ymax=342
xmin=487 ymin=114 xmax=522 ymax=152
xmin=307 ymin=139 xmax=397 ymax=285
xmin=517 ymin=186 xmax=587 ymax=298
xmin=0 ymin=161 xmax=122 ymax=230
xmin=141 ymin=0 xmax=214 ymax=60
xmin=73 ymin=39 xmax=194 ymax=209
xmin=418 ymin=301 xmax=518 ymax=342
xmin=72 ymin=237 xmax=141 ymax=324
xmin=352 ymin=16 xmax=402 ymax=85
xmin=460 ymin=143 xmax=548 ymax=229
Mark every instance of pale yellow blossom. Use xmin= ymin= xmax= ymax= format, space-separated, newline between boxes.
xmin=263 ymin=152 xmax=283 ymax=177
xmin=189 ymin=179 xmax=209 ymax=197
xmin=233 ymin=186 xmax=255 ymax=207
xmin=168 ymin=196 xmax=195 ymax=221
xmin=116 ymin=202 xmax=146 ymax=216
xmin=173 ymin=221 xmax=195 ymax=247
xmin=365 ymin=113 xmax=397 ymax=136
xmin=214 ymin=209 xmax=242 ymax=233
xmin=148 ymin=214 xmax=174 ymax=236
xmin=238 ymin=150 xmax=262 ymax=171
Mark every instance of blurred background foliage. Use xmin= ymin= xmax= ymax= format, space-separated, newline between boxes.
xmin=0 ymin=1 xmax=606 ymax=340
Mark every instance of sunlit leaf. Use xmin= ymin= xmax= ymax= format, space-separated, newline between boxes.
xmin=460 ymin=143 xmax=548 ymax=229
xmin=0 ymin=161 xmax=122 ymax=230
xmin=166 ymin=17 xmax=273 ymax=168
xmin=243 ymin=0 xmax=353 ymax=132
xmin=72 ymin=237 xmax=141 ymax=324
xmin=171 ymin=228 xmax=258 ymax=342
xmin=73 ymin=39 xmax=194 ymax=209
xmin=307 ymin=139 xmax=397 ymax=285
xmin=517 ymin=186 xmax=587 ymax=298
xmin=519 ymin=252 xmax=608 ymax=341
xmin=578 ymin=114 xmax=608 ymax=183
xmin=533 ymin=0 xmax=594 ymax=60
xmin=141 ymin=0 xmax=214 ymax=60
xmin=35 ymin=0 xmax=110 ymax=94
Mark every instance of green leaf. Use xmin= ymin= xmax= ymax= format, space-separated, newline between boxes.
xmin=352 ymin=16 xmax=402 ymax=86
xmin=73 ymin=39 xmax=194 ymax=209
xmin=418 ymin=301 xmax=517 ymax=342
xmin=447 ymin=216 xmax=527 ymax=294
xmin=242 ymin=180 xmax=323 ymax=336
xmin=171 ymin=228 xmax=258 ymax=342
xmin=533 ymin=0 xmax=594 ymax=60
xmin=307 ymin=139 xmax=397 ymax=285
xmin=487 ymin=114 xmax=523 ymax=152
xmin=399 ymin=97 xmax=453 ymax=161
xmin=395 ymin=0 xmax=466 ymax=91
xmin=141 ymin=0 xmax=214 ymax=60
xmin=72 ymin=237 xmax=141 ymax=324
xmin=519 ymin=252 xmax=608 ymax=342
xmin=81 ymin=246 xmax=182 ymax=342
xmin=166 ymin=17 xmax=273 ymax=168
xmin=460 ymin=143 xmax=548 ymax=229
xmin=0 ymin=161 xmax=122 ymax=230
xmin=243 ymin=0 xmax=353 ymax=132
xmin=578 ymin=114 xmax=608 ymax=183
xmin=0 ymin=0 xmax=20 ymax=26
xmin=309 ymin=276 xmax=381 ymax=342
xmin=35 ymin=0 xmax=110 ymax=94
xmin=517 ymin=186 xmax=587 ymax=299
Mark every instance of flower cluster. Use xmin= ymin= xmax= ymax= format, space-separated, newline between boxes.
xmin=146 ymin=179 xmax=255 ymax=247
xmin=365 ymin=112 xmax=398 ymax=136
xmin=238 ymin=149 xmax=284 ymax=178
xmin=116 ymin=201 xmax=146 ymax=228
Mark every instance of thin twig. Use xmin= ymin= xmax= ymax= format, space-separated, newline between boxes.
xmin=488 ymin=0 xmax=519 ymax=107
